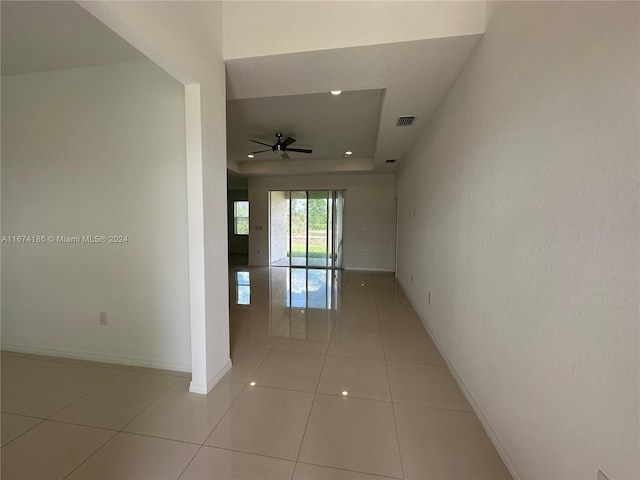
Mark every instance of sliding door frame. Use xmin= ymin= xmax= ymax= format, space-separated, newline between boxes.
xmin=270 ymin=189 xmax=344 ymax=270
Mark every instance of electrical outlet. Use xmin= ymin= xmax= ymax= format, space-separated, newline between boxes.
xmin=598 ymin=471 xmax=610 ymax=480
xmin=99 ymin=312 xmax=108 ymax=325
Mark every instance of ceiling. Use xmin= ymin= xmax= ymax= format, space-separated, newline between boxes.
xmin=1 ymin=1 xmax=144 ymax=75
xmin=227 ymin=89 xmax=384 ymax=165
xmin=1 ymin=0 xmax=483 ymax=177
xmin=225 ymin=34 xmax=482 ymax=175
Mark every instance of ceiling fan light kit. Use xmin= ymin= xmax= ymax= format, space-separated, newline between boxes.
xmin=248 ymin=132 xmax=313 ymax=160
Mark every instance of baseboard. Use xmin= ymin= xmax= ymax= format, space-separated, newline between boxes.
xmin=1 ymin=342 xmax=191 ymax=373
xmin=189 ymin=359 xmax=232 ymax=395
xmin=396 ymin=277 xmax=521 ymax=480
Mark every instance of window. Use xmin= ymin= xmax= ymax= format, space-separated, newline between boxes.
xmin=236 ymin=271 xmax=250 ymax=305
xmin=234 ymin=201 xmax=249 ymax=235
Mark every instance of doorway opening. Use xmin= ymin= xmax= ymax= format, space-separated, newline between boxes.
xmin=269 ymin=190 xmax=344 ymax=269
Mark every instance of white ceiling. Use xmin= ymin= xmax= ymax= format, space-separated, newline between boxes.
xmin=227 ymin=89 xmax=384 ymax=167
xmin=1 ymin=0 xmax=483 ymax=177
xmin=225 ymin=34 xmax=482 ymax=175
xmin=1 ymin=1 xmax=144 ymax=75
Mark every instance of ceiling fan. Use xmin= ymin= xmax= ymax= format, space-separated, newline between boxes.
xmin=248 ymin=133 xmax=313 ymax=160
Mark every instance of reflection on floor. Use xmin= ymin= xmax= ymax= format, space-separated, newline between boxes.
xmin=270 ymin=256 xmax=333 ymax=268
xmin=0 ymin=266 xmax=512 ymax=479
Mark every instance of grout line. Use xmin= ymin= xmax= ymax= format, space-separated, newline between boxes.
xmin=196 ymin=444 xmax=298 ymax=465
xmin=227 ymin=379 xmax=476 ymax=414
xmin=313 ymin=391 xmax=389 ymax=406
xmin=0 ymin=411 xmax=47 ymax=421
xmin=198 ymin=384 xmax=249 ymax=444
xmin=61 ymin=427 xmax=119 ymax=479
xmin=40 ymin=418 xmax=120 ymax=433
xmin=116 ymin=375 xmax=183 ymax=433
xmin=295 ymin=460 xmax=403 ymax=480
xmin=294 ymin=268 xmax=342 ymax=467
xmin=39 ymin=418 xmax=119 ymax=433
xmin=1 ymin=356 xmax=179 ymax=455
xmin=45 ymin=368 xmax=126 ymax=420
xmin=193 ymin=377 xmax=252 ymax=451
xmin=321 ymin=352 xmax=385 ymax=361
xmin=0 ymin=416 xmax=46 ymax=449
xmin=175 ymin=444 xmax=205 ymax=479
xmin=372 ymin=274 xmax=406 ymax=480
xmin=60 ymin=373 xmax=183 ymax=479
xmin=243 ymin=375 xmax=325 ymax=397
xmin=44 ymin=360 xmax=182 ymax=443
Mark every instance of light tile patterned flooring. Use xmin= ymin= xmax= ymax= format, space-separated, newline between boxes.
xmin=1 ymin=267 xmax=511 ymax=479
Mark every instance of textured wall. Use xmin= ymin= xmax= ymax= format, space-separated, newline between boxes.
xmin=396 ymin=2 xmax=639 ymax=478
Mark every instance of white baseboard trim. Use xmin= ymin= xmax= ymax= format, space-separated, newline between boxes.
xmin=188 ymin=382 xmax=208 ymax=394
xmin=0 ymin=342 xmax=191 ymax=373
xmin=189 ymin=359 xmax=232 ymax=395
xmin=396 ymin=277 xmax=521 ymax=480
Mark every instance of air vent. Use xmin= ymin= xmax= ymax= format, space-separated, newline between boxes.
xmin=396 ymin=115 xmax=415 ymax=127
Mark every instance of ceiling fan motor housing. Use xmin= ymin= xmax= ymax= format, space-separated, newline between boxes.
xmin=248 ymin=133 xmax=312 ymax=159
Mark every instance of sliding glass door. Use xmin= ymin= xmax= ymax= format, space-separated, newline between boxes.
xmin=307 ymin=191 xmax=332 ymax=268
xmin=290 ymin=191 xmax=307 ymax=266
xmin=333 ymin=190 xmax=344 ymax=270
xmin=269 ymin=190 xmax=344 ymax=269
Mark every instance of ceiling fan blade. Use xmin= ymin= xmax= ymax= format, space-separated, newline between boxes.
xmin=281 ymin=152 xmax=290 ymax=160
xmin=286 ymin=148 xmax=313 ymax=154
xmin=281 ymin=137 xmax=296 ymax=148
xmin=250 ymin=149 xmax=271 ymax=154
xmin=249 ymin=139 xmax=274 ymax=147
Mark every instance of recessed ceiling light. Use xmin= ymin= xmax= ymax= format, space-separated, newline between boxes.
xmin=345 ymin=151 xmax=353 ymax=155
xmin=330 ymin=90 xmax=342 ymax=96
xmin=249 ymin=381 xmax=256 ymax=386
xmin=247 ymin=154 xmax=254 ymax=158
xmin=342 ymin=391 xmax=348 ymax=396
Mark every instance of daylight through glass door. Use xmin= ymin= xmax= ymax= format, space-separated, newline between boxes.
xmin=269 ymin=190 xmax=344 ymax=269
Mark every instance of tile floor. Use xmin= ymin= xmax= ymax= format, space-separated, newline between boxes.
xmin=1 ymin=267 xmax=511 ymax=479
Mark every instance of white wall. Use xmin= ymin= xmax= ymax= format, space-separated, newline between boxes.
xmin=80 ymin=1 xmax=230 ymax=394
xmin=1 ymin=60 xmax=192 ymax=370
xmin=222 ymin=1 xmax=485 ymax=60
xmin=248 ymin=174 xmax=396 ymax=271
xmin=396 ymin=2 xmax=639 ymax=479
